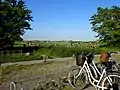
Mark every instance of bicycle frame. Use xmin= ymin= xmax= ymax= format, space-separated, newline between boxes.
xmin=75 ymin=60 xmax=108 ymax=89
xmin=91 ymin=61 xmax=102 ymax=76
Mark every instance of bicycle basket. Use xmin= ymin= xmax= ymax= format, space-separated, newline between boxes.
xmin=75 ymin=54 xmax=86 ymax=66
xmin=100 ymin=52 xmax=111 ymax=63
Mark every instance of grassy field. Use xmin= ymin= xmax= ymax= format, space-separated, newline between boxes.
xmin=1 ymin=40 xmax=120 ymax=64
xmin=0 ymin=55 xmax=120 ymax=90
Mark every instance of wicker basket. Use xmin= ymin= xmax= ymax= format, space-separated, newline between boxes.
xmin=100 ymin=52 xmax=111 ymax=63
xmin=76 ymin=54 xmax=86 ymax=66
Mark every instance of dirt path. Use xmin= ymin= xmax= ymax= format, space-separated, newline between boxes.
xmin=1 ymin=57 xmax=73 ymax=67
xmin=0 ymin=58 xmax=96 ymax=90
xmin=1 ymin=55 xmax=101 ymax=67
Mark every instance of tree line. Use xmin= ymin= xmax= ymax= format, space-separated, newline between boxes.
xmin=0 ymin=0 xmax=120 ymax=49
xmin=0 ymin=0 xmax=33 ymax=50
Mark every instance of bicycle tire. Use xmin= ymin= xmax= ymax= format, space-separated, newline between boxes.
xmin=101 ymin=71 xmax=120 ymax=90
xmin=68 ymin=66 xmax=89 ymax=90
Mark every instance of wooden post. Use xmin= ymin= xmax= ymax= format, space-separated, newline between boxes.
xmin=72 ymin=54 xmax=75 ymax=60
xmin=43 ymin=55 xmax=47 ymax=62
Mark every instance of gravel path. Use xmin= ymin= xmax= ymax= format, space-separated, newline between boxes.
xmin=1 ymin=57 xmax=73 ymax=67
xmin=1 ymin=55 xmax=101 ymax=67
xmin=0 ymin=57 xmax=96 ymax=90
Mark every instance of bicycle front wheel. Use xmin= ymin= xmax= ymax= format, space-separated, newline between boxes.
xmin=101 ymin=71 xmax=120 ymax=90
xmin=68 ymin=66 xmax=89 ymax=90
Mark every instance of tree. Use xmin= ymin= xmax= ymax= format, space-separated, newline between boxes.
xmin=0 ymin=0 xmax=33 ymax=50
xmin=90 ymin=6 xmax=120 ymax=47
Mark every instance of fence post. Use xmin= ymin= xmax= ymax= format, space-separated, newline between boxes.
xmin=43 ymin=55 xmax=47 ymax=62
xmin=72 ymin=54 xmax=75 ymax=60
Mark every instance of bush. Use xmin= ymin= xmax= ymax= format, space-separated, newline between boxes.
xmin=35 ymin=46 xmax=102 ymax=58
xmin=1 ymin=42 xmax=108 ymax=63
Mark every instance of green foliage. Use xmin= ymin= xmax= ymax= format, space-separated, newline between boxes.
xmin=36 ymin=45 xmax=101 ymax=58
xmin=100 ymin=47 xmax=120 ymax=52
xmin=0 ymin=54 xmax=43 ymax=63
xmin=0 ymin=0 xmax=33 ymax=49
xmin=90 ymin=6 xmax=120 ymax=47
xmin=1 ymin=41 xmax=119 ymax=63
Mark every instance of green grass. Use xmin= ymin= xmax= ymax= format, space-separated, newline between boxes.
xmin=0 ymin=53 xmax=53 ymax=63
xmin=0 ymin=54 xmax=42 ymax=63
xmin=1 ymin=46 xmax=119 ymax=63
xmin=1 ymin=40 xmax=120 ymax=64
xmin=0 ymin=65 xmax=28 ymax=83
xmin=62 ymin=86 xmax=73 ymax=90
xmin=0 ymin=61 xmax=54 ymax=83
xmin=100 ymin=47 xmax=120 ymax=52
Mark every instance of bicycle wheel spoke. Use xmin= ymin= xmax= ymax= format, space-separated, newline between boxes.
xmin=68 ymin=66 xmax=89 ymax=89
xmin=102 ymin=74 xmax=120 ymax=90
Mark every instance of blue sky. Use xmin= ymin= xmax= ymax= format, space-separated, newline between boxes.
xmin=23 ymin=0 xmax=120 ymax=41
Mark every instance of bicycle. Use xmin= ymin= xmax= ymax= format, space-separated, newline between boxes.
xmin=101 ymin=71 xmax=120 ymax=90
xmin=68 ymin=53 xmax=120 ymax=90
xmin=98 ymin=52 xmax=120 ymax=72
